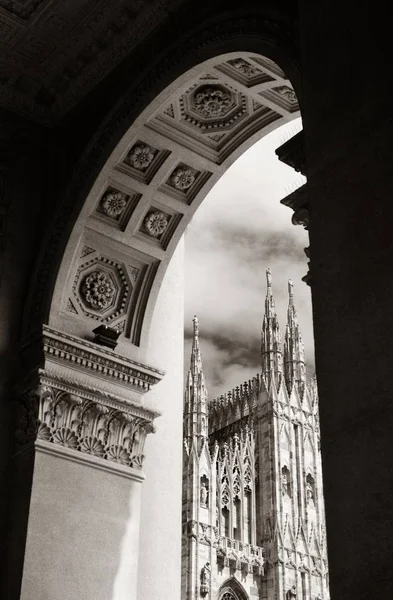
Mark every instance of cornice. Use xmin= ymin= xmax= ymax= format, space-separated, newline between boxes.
xmin=20 ymin=325 xmax=165 ymax=394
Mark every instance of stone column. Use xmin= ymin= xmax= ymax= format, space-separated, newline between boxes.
xmin=298 ymin=2 xmax=393 ymax=598
xmin=3 ymin=325 xmax=161 ymax=600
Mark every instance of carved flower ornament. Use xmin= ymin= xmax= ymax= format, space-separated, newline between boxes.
xmin=230 ymin=58 xmax=258 ymax=77
xmin=127 ymin=143 xmax=155 ymax=170
xmin=144 ymin=211 xmax=168 ymax=237
xmin=276 ymin=86 xmax=297 ymax=103
xmin=193 ymin=86 xmax=232 ymax=118
xmin=82 ymin=271 xmax=116 ymax=310
xmin=101 ymin=190 xmax=127 ymax=218
xmin=171 ymin=167 xmax=195 ymax=190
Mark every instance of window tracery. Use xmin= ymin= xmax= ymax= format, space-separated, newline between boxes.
xmin=221 ymin=592 xmax=237 ymax=600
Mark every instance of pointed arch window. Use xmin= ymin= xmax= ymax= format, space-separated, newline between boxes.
xmin=244 ymin=490 xmax=252 ymax=543
xmin=221 ymin=506 xmax=230 ymax=537
xmin=233 ymin=497 xmax=241 ymax=540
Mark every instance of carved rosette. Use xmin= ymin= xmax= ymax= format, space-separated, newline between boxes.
xmin=193 ymin=86 xmax=232 ymax=118
xmin=81 ymin=270 xmax=117 ymax=310
xmin=16 ymin=384 xmax=155 ymax=470
xmin=101 ymin=190 xmax=127 ymax=218
xmin=275 ymin=86 xmax=297 ymax=103
xmin=170 ymin=167 xmax=195 ymax=190
xmin=144 ymin=211 xmax=168 ymax=237
xmin=126 ymin=143 xmax=155 ymax=170
xmin=229 ymin=58 xmax=258 ymax=77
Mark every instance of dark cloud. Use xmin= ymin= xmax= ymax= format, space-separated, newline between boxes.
xmin=211 ymin=225 xmax=306 ymax=264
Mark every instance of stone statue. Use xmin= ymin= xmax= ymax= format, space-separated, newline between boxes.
xmin=282 ymin=472 xmax=290 ymax=497
xmin=286 ymin=585 xmax=297 ymax=599
xmin=200 ymin=483 xmax=208 ymax=507
xmin=200 ymin=562 xmax=210 ymax=596
xmin=306 ymin=481 xmax=315 ymax=506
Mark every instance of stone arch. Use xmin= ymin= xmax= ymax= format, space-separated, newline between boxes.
xmin=11 ymin=13 xmax=304 ymax=600
xmin=23 ymin=18 xmax=302 ymax=362
xmin=218 ymin=576 xmax=249 ymax=600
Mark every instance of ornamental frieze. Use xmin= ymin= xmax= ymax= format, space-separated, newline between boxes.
xmin=16 ymin=382 xmax=156 ymax=470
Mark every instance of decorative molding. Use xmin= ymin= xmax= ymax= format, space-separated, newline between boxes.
xmin=280 ymin=179 xmax=311 ymax=285
xmin=138 ymin=205 xmax=181 ymax=251
xmin=33 ymin=438 xmax=146 ymax=482
xmin=15 ymin=378 xmax=157 ymax=470
xmin=149 ymin=75 xmax=282 ymax=165
xmin=24 ymin=18 xmax=300 ymax=336
xmin=20 ymin=325 xmax=165 ymax=393
xmin=37 ymin=369 xmax=161 ymax=418
xmin=127 ymin=142 xmax=156 ymax=170
xmin=276 ymin=131 xmax=306 ymax=176
xmin=117 ymin=140 xmax=170 ymax=185
xmin=73 ymin=255 xmax=130 ymax=322
xmin=229 ymin=58 xmax=260 ymax=77
xmin=193 ymin=85 xmax=233 ymax=118
xmin=215 ymin=57 xmax=274 ymax=88
xmin=161 ymin=163 xmax=211 ymax=205
xmin=259 ymin=85 xmax=299 ymax=113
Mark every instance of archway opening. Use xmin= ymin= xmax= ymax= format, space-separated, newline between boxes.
xmin=22 ymin=46 xmax=322 ymax=600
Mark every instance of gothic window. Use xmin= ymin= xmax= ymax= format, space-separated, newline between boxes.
xmin=233 ymin=474 xmax=241 ymax=499
xmin=244 ymin=466 xmax=252 ymax=493
xmin=233 ymin=498 xmax=241 ymax=541
xmin=244 ymin=490 xmax=252 ymax=543
xmin=222 ymin=506 xmax=230 ymax=537
xmin=281 ymin=465 xmax=291 ymax=499
xmin=200 ymin=475 xmax=209 ymax=507
xmin=221 ymin=483 xmax=230 ymax=507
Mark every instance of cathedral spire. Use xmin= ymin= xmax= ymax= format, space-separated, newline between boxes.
xmin=284 ymin=279 xmax=306 ymax=395
xmin=190 ymin=315 xmax=203 ymax=376
xmin=184 ymin=316 xmax=208 ymax=449
xmin=261 ymin=269 xmax=283 ymax=386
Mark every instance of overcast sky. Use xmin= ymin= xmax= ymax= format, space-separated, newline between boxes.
xmin=183 ymin=118 xmax=313 ymax=399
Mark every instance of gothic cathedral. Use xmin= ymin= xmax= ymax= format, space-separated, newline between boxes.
xmin=182 ymin=270 xmax=329 ymax=600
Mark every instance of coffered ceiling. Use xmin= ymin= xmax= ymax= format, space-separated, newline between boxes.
xmin=0 ymin=0 xmax=170 ymax=124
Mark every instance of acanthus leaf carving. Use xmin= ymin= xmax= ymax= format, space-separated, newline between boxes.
xmin=16 ymin=381 xmax=156 ymax=470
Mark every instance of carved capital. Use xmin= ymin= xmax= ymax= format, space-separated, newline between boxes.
xmin=15 ymin=375 xmax=157 ymax=470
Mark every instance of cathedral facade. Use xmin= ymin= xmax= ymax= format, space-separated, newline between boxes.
xmin=182 ymin=270 xmax=329 ymax=600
